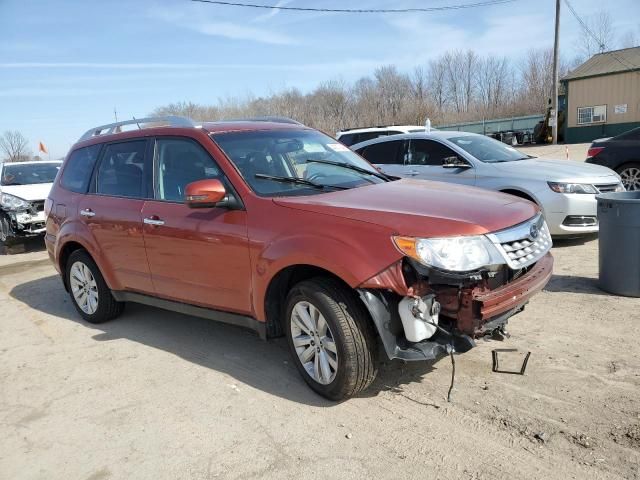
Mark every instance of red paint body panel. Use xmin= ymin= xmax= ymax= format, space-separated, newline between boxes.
xmin=274 ymin=179 xmax=538 ymax=238
xmin=46 ymin=121 xmax=549 ymax=334
xmin=140 ymin=201 xmax=251 ymax=313
xmin=78 ymin=195 xmax=153 ymax=293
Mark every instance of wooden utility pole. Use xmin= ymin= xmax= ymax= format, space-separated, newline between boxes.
xmin=551 ymin=0 xmax=560 ymax=145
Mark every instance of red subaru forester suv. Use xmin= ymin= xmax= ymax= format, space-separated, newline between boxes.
xmin=46 ymin=116 xmax=553 ymax=400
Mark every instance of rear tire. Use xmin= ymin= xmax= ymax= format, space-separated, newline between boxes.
xmin=66 ymin=250 xmax=124 ymax=324
xmin=285 ymin=277 xmax=378 ymax=401
xmin=616 ymin=163 xmax=640 ymax=191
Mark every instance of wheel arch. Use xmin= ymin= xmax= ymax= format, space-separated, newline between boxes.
xmin=58 ymin=240 xmax=91 ymax=291
xmin=263 ymin=264 xmax=362 ymax=339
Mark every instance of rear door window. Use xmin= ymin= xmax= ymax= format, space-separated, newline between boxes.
xmin=60 ymin=144 xmax=101 ymax=193
xmin=358 ymin=140 xmax=404 ymax=165
xmin=95 ymin=140 xmax=149 ymax=198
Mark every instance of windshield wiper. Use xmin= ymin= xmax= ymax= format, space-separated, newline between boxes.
xmin=305 ymin=159 xmax=390 ymax=181
xmin=254 ymin=173 xmax=350 ymax=190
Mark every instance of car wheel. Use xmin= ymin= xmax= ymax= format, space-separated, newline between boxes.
xmin=66 ymin=250 xmax=124 ymax=324
xmin=617 ymin=163 xmax=640 ymax=191
xmin=0 ymin=214 xmax=14 ymax=245
xmin=285 ymin=277 xmax=378 ymax=400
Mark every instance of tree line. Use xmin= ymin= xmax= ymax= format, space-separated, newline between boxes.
xmin=153 ymin=47 xmax=570 ymax=134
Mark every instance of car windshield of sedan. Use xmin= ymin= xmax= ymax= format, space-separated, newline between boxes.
xmin=449 ymin=135 xmax=530 ymax=163
xmin=1 ymin=163 xmax=61 ymax=186
xmin=212 ymin=129 xmax=388 ymax=196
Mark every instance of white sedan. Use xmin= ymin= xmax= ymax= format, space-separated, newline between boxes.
xmin=352 ymin=131 xmax=623 ymax=237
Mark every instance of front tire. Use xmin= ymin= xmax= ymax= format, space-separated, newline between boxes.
xmin=616 ymin=163 xmax=640 ymax=191
xmin=285 ymin=277 xmax=378 ymax=400
xmin=0 ymin=214 xmax=16 ymax=247
xmin=66 ymin=250 xmax=124 ymax=324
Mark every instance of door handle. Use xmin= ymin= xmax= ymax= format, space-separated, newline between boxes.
xmin=144 ymin=216 xmax=165 ymax=226
xmin=80 ymin=208 xmax=95 ymax=217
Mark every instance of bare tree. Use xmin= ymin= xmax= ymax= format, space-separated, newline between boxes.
xmin=427 ymin=57 xmax=448 ymax=119
xmin=477 ymin=55 xmax=511 ymax=118
xmin=576 ymin=10 xmax=615 ymax=61
xmin=151 ymin=45 xmax=576 ymax=134
xmin=619 ymin=25 xmax=639 ymax=48
xmin=0 ymin=131 xmax=31 ymax=163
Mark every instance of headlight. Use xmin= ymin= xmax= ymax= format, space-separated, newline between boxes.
xmin=615 ymin=183 xmax=626 ymax=192
xmin=393 ymin=235 xmax=504 ymax=272
xmin=547 ymin=182 xmax=598 ymax=194
xmin=0 ymin=193 xmax=30 ymax=210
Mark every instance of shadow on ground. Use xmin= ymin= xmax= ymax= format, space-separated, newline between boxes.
xmin=545 ymin=274 xmax=609 ymax=296
xmin=10 ymin=274 xmax=438 ymax=406
xmin=0 ymin=237 xmax=46 ymax=255
xmin=551 ymin=234 xmax=598 ymax=249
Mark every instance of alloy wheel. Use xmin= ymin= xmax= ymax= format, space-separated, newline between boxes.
xmin=69 ymin=261 xmax=99 ymax=315
xmin=290 ymin=301 xmax=338 ymax=385
xmin=620 ymin=166 xmax=640 ymax=191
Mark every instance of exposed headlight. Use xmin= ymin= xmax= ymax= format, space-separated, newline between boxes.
xmin=0 ymin=193 xmax=30 ymax=210
xmin=547 ymin=182 xmax=598 ymax=194
xmin=393 ymin=235 xmax=504 ymax=272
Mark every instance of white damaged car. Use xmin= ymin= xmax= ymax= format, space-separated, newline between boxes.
xmin=0 ymin=161 xmax=61 ymax=245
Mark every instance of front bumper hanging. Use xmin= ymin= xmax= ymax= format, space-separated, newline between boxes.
xmin=357 ymin=252 xmax=554 ymax=362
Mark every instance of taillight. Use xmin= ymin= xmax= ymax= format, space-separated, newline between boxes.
xmin=587 ymin=146 xmax=605 ymax=158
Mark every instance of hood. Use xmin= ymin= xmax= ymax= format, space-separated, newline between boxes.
xmin=491 ymin=157 xmax=618 ymax=182
xmin=0 ymin=183 xmax=53 ymax=202
xmin=274 ymin=179 xmax=538 ymax=238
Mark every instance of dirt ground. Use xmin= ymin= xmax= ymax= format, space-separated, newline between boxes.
xmin=1 ymin=145 xmax=638 ymax=480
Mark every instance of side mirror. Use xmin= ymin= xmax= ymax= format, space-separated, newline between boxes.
xmin=185 ymin=179 xmax=227 ymax=209
xmin=442 ymin=156 xmax=471 ymax=169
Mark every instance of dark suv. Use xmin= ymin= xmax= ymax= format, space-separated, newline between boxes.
xmin=46 ymin=116 xmax=553 ymax=400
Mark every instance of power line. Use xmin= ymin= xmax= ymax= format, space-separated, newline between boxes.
xmin=190 ymin=0 xmax=519 ymax=13
xmin=563 ymin=0 xmax=639 ymax=72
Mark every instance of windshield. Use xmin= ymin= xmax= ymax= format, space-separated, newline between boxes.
xmin=1 ymin=163 xmax=61 ymax=186
xmin=212 ymin=129 xmax=387 ymax=196
xmin=448 ymin=135 xmax=529 ymax=163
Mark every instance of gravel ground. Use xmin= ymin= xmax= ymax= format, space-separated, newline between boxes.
xmin=517 ymin=143 xmax=591 ymax=163
xmin=1 ymin=145 xmax=638 ymax=479
xmin=1 ymin=235 xmax=639 ymax=480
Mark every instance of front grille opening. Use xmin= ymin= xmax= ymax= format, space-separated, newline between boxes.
xmin=595 ymin=184 xmax=620 ymax=193
xmin=498 ymin=222 xmax=551 ymax=268
xmin=562 ymin=215 xmax=597 ymax=227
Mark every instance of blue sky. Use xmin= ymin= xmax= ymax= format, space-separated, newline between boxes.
xmin=1 ymin=0 xmax=638 ymax=158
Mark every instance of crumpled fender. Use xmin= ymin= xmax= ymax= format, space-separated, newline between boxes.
xmin=252 ymin=231 xmax=402 ymax=322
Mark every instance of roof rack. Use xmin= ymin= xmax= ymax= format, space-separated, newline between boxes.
xmin=78 ymin=115 xmax=195 ymax=142
xmin=222 ymin=116 xmax=303 ymax=125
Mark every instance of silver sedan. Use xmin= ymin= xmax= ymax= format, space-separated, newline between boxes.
xmin=352 ymin=131 xmax=624 ymax=237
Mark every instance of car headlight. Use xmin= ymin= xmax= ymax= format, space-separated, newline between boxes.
xmin=547 ymin=182 xmax=598 ymax=194
xmin=615 ymin=183 xmax=626 ymax=192
xmin=393 ymin=235 xmax=504 ymax=272
xmin=0 ymin=193 xmax=30 ymax=210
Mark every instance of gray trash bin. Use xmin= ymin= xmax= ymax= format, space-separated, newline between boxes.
xmin=597 ymin=191 xmax=640 ymax=297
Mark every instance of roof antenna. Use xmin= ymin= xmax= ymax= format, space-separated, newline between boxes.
xmin=132 ymin=116 xmax=142 ymax=130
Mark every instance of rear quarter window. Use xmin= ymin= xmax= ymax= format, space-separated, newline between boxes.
xmin=337 ymin=133 xmax=355 ymax=146
xmin=60 ymin=144 xmax=101 ymax=193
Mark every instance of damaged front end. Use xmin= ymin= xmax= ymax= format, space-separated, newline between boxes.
xmin=0 ymin=194 xmax=47 ymax=243
xmin=357 ymin=214 xmax=554 ymax=362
